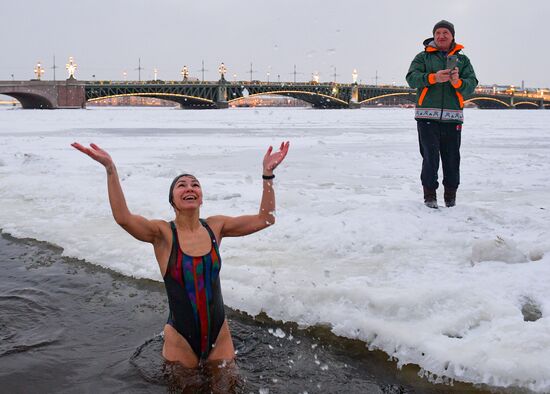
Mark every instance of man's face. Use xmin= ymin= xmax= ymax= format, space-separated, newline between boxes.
xmin=434 ymin=28 xmax=453 ymax=51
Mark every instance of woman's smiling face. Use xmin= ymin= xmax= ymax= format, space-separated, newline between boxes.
xmin=170 ymin=175 xmax=203 ymax=210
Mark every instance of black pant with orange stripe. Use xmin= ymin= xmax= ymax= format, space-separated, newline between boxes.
xmin=417 ymin=120 xmax=462 ymax=191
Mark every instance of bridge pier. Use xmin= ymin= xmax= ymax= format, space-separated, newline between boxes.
xmin=348 ymin=84 xmax=360 ymax=109
xmin=215 ymin=80 xmax=228 ymax=109
xmin=57 ymin=80 xmax=86 ymax=109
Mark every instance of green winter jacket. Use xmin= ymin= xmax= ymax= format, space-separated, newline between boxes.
xmin=406 ymin=38 xmax=478 ymax=123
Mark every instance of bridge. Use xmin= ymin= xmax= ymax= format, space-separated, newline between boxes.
xmin=0 ymin=79 xmax=548 ymax=109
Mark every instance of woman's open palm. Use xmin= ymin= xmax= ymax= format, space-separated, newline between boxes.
xmin=263 ymin=141 xmax=290 ymax=173
xmin=71 ymin=142 xmax=113 ymax=168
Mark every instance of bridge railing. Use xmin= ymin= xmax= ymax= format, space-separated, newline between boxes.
xmin=83 ymin=80 xmax=413 ymax=89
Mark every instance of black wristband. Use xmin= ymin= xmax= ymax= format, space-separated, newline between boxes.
xmin=262 ymin=174 xmax=275 ymax=180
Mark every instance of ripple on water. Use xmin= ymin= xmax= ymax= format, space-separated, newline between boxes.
xmin=0 ymin=288 xmax=62 ymax=357
xmin=128 ymin=318 xmax=399 ymax=394
xmin=130 ymin=335 xmax=243 ymax=393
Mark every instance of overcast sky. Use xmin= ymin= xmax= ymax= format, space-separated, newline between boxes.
xmin=2 ymin=0 xmax=548 ymax=88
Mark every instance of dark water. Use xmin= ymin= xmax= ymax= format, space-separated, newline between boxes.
xmin=0 ymin=232 xmax=496 ymax=393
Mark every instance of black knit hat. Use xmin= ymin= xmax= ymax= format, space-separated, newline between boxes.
xmin=433 ymin=20 xmax=455 ymax=37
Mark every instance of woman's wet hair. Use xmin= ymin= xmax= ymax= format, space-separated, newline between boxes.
xmin=168 ymin=174 xmax=197 ymax=206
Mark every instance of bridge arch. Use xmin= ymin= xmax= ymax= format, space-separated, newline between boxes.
xmin=360 ymin=92 xmax=416 ymax=105
xmin=228 ymin=90 xmax=348 ymax=108
xmin=0 ymin=92 xmax=55 ymax=109
xmin=227 ymin=92 xmax=311 ymax=107
xmin=513 ymin=101 xmax=540 ymax=109
xmin=87 ymin=92 xmax=215 ymax=108
xmin=465 ymin=97 xmax=510 ymax=109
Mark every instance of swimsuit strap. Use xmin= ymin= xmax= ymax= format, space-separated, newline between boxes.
xmin=169 ymin=221 xmax=178 ymax=247
xmin=199 ymin=219 xmax=218 ymax=246
xmin=170 ymin=222 xmax=180 ymax=250
xmin=166 ymin=221 xmax=178 ymax=272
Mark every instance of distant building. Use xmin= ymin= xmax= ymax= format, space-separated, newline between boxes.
xmin=230 ymin=95 xmax=310 ymax=108
xmin=87 ymin=96 xmax=179 ymax=107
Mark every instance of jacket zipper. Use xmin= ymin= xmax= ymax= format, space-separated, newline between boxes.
xmin=439 ymin=52 xmax=445 ymax=121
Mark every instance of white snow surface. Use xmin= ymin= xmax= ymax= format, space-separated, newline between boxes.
xmin=1 ymin=107 xmax=549 ymax=392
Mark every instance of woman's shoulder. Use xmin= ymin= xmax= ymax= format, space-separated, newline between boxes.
xmin=204 ymin=215 xmax=223 ymax=221
xmin=149 ymin=219 xmax=172 ymax=239
xmin=203 ymin=215 xmax=225 ymax=229
xmin=151 ymin=218 xmax=171 ymax=227
xmin=203 ymin=216 xmax=226 ymax=240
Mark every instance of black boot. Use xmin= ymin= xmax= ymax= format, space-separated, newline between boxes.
xmin=423 ymin=187 xmax=438 ymax=209
xmin=444 ymin=187 xmax=457 ymax=207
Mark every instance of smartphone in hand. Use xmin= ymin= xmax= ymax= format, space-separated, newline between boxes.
xmin=446 ymin=55 xmax=458 ymax=70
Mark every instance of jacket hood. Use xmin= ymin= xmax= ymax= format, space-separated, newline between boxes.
xmin=423 ymin=37 xmax=436 ymax=47
xmin=423 ymin=37 xmax=464 ymax=55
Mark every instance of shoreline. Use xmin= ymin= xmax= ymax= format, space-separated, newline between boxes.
xmin=0 ymin=230 xmax=497 ymax=393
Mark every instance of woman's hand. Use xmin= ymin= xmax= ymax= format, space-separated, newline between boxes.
xmin=214 ymin=141 xmax=290 ymax=238
xmin=71 ymin=141 xmax=163 ymax=244
xmin=263 ymin=141 xmax=290 ymax=175
xmin=71 ymin=142 xmax=114 ymax=169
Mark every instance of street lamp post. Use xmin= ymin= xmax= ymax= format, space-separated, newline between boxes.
xmin=65 ymin=57 xmax=77 ymax=80
xmin=201 ymin=60 xmax=207 ymax=82
xmin=34 ymin=62 xmax=45 ymax=80
xmin=311 ymin=71 xmax=320 ymax=84
xmin=136 ymin=58 xmax=143 ymax=82
xmin=218 ymin=62 xmax=227 ymax=81
xmin=181 ymin=66 xmax=189 ymax=81
xmin=52 ymin=55 xmax=58 ymax=81
xmin=352 ymin=69 xmax=358 ymax=84
xmin=249 ymin=62 xmax=255 ymax=82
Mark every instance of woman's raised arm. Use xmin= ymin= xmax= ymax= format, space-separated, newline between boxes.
xmin=212 ymin=141 xmax=290 ymax=238
xmin=71 ymin=142 xmax=163 ymax=244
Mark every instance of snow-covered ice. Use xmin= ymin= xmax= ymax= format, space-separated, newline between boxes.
xmin=0 ymin=106 xmax=549 ymax=392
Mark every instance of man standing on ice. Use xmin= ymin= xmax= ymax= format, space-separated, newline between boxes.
xmin=406 ymin=20 xmax=478 ymax=208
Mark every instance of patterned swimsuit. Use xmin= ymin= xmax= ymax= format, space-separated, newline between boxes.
xmin=163 ymin=220 xmax=225 ymax=360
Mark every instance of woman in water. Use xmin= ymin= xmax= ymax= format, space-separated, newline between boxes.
xmin=71 ymin=141 xmax=289 ymax=368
